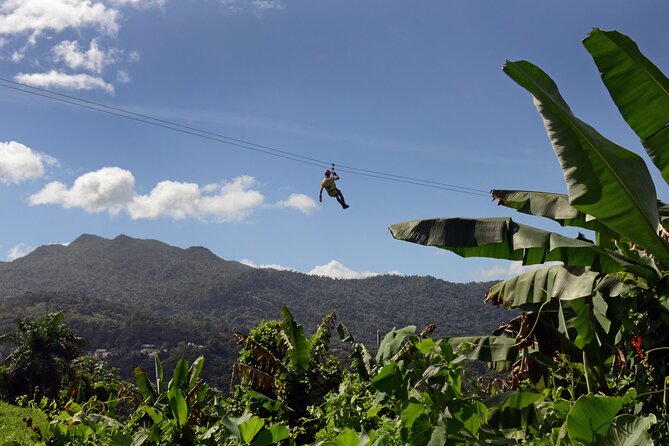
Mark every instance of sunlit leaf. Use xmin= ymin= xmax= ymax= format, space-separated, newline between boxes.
xmin=389 ymin=218 xmax=656 ymax=278
xmin=376 ymin=325 xmax=416 ymax=364
xmin=239 ymin=416 xmax=264 ymax=444
xmin=504 ymin=60 xmax=669 ymax=263
xmin=566 ymin=395 xmax=623 ymax=444
xmin=584 ymin=29 xmax=669 ymax=186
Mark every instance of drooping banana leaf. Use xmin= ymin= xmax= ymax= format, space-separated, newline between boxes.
xmin=388 ymin=217 xmax=657 ymax=279
xmin=491 ymin=190 xmax=618 ymax=248
xmin=485 ymin=264 xmax=625 ymax=309
xmin=447 ymin=335 xmax=518 ymax=370
xmin=583 ymin=29 xmax=669 ymax=186
xmin=503 ymin=60 xmax=669 ymax=264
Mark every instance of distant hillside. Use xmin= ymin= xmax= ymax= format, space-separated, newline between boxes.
xmin=0 ymin=234 xmax=510 ymax=388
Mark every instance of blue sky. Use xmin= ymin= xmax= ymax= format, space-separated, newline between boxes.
xmin=1 ymin=0 xmax=668 ymax=282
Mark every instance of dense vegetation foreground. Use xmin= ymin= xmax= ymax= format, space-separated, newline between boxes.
xmin=2 ymin=28 xmax=669 ymax=445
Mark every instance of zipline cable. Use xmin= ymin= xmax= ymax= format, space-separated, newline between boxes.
xmin=0 ymin=77 xmax=491 ymax=197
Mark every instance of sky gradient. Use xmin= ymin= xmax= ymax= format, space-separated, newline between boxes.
xmin=1 ymin=1 xmax=668 ymax=282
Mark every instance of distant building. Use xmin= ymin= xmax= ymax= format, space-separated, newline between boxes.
xmin=94 ymin=348 xmax=111 ymax=359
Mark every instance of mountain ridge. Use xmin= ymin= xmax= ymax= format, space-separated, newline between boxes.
xmin=0 ymin=234 xmax=509 ymax=388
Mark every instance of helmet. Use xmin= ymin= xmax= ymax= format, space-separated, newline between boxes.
xmin=324 ymin=169 xmax=331 ymax=176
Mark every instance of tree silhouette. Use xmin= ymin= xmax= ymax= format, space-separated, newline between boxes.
xmin=1 ymin=311 xmax=84 ymax=399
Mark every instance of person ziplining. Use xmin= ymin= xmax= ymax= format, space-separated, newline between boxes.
xmin=319 ymin=165 xmax=349 ymax=209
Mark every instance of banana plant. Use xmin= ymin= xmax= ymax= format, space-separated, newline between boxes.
xmin=390 ymin=28 xmax=667 ymax=441
xmin=132 ymin=355 xmax=209 ymax=444
xmin=231 ymin=308 xmax=342 ymax=443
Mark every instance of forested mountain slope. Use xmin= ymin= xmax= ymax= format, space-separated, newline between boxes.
xmin=0 ymin=234 xmax=508 ymax=388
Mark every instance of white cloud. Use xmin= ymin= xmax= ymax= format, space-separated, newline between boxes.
xmin=219 ymin=0 xmax=284 ymax=13
xmin=468 ymin=261 xmax=563 ymax=282
xmin=240 ymin=259 xmax=296 ymax=271
xmin=28 ymin=169 xmax=274 ymax=222
xmin=7 ymin=243 xmax=34 ymax=260
xmin=128 ymin=180 xmax=200 ymax=219
xmin=52 ymin=39 xmax=121 ymax=73
xmin=0 ymin=0 xmax=119 ymax=36
xmin=252 ymin=0 xmax=284 ymax=10
xmin=108 ymin=0 xmax=166 ymax=9
xmin=276 ymin=193 xmax=318 ymax=214
xmin=195 ymin=176 xmax=265 ymax=222
xmin=309 ymin=260 xmax=380 ymax=280
xmin=29 ymin=166 xmax=136 ymax=214
xmin=0 ymin=140 xmax=57 ymax=184
xmin=14 ymin=70 xmax=114 ymax=92
xmin=116 ymin=69 xmax=130 ymax=83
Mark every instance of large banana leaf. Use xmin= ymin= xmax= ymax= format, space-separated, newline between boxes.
xmin=388 ymin=217 xmax=656 ymax=278
xmin=280 ymin=306 xmax=310 ymax=372
xmin=446 ymin=335 xmax=518 ymax=368
xmin=485 ymin=265 xmax=625 ymax=309
xmin=492 ymin=190 xmax=617 ymax=236
xmin=503 ymin=60 xmax=669 ymax=263
xmin=583 ymin=29 xmax=669 ymax=185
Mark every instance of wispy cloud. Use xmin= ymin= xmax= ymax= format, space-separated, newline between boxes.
xmin=219 ymin=0 xmax=284 ymax=14
xmin=241 ymin=258 xmax=404 ymax=279
xmin=108 ymin=0 xmax=166 ymax=9
xmin=0 ymin=140 xmax=57 ymax=184
xmin=28 ymin=166 xmax=312 ymax=222
xmin=0 ymin=0 xmax=161 ymax=92
xmin=52 ymin=39 xmax=122 ymax=74
xmin=15 ymin=70 xmax=114 ymax=93
xmin=7 ymin=242 xmax=34 ymax=260
xmin=240 ymin=259 xmax=296 ymax=271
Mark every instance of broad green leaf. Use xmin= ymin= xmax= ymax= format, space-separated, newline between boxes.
xmin=220 ymin=412 xmax=251 ymax=439
xmin=141 ymin=405 xmax=164 ymax=425
xmin=168 ymin=386 xmax=188 ymax=428
xmin=416 ymin=338 xmax=437 ymax=355
xmin=497 ymin=391 xmax=543 ymax=410
xmin=371 ymin=361 xmax=403 ymax=394
xmin=492 ymin=190 xmax=614 ymax=237
xmin=503 ymin=60 xmax=669 ymax=263
xmin=584 ymin=29 xmax=669 ymax=185
xmin=171 ymin=358 xmax=190 ymax=390
xmin=333 ymin=429 xmax=360 ymax=446
xmin=566 ymin=395 xmax=623 ymax=444
xmin=447 ymin=335 xmax=518 ymax=368
xmin=401 ymin=402 xmax=426 ymax=428
xmin=371 ymin=433 xmax=393 ymax=446
xmin=376 ymin=325 xmax=416 ymax=363
xmin=133 ymin=367 xmax=156 ymax=403
xmin=239 ymin=416 xmax=265 ymax=444
xmin=251 ymin=424 xmax=290 ymax=446
xmin=570 ymin=298 xmax=597 ymax=349
xmin=427 ymin=425 xmax=447 ymax=446
xmin=188 ymin=355 xmax=204 ymax=389
xmin=280 ymin=306 xmax=310 ymax=371
xmin=601 ymin=414 xmax=657 ymax=446
xmin=487 ymin=265 xmax=606 ymax=308
xmin=408 ymin=414 xmax=434 ymax=446
xmin=389 ymin=218 xmax=655 ymax=278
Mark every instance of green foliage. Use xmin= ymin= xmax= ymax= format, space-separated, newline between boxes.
xmin=0 ymin=312 xmax=84 ymax=400
xmin=231 ymin=308 xmax=343 ymax=443
xmin=390 ymin=28 xmax=668 ymax=443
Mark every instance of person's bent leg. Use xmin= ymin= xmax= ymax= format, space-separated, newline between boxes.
xmin=337 ymin=193 xmax=349 ymax=209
